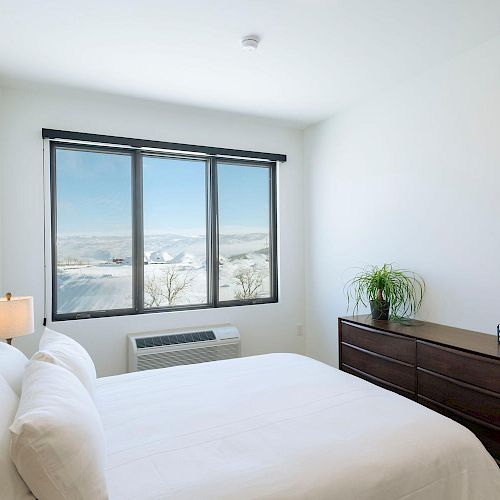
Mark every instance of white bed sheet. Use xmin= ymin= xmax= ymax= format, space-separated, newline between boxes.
xmin=96 ymin=353 xmax=500 ymax=500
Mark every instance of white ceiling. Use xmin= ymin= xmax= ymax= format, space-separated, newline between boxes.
xmin=1 ymin=0 xmax=500 ymax=126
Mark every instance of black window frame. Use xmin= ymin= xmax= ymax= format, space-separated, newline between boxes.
xmin=48 ymin=133 xmax=281 ymax=321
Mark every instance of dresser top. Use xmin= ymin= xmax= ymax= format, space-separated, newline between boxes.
xmin=340 ymin=315 xmax=500 ymax=360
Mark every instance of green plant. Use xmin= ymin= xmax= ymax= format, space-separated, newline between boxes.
xmin=344 ymin=263 xmax=425 ymax=320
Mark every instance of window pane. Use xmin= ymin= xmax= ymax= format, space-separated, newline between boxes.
xmin=217 ymin=162 xmax=272 ymax=301
xmin=55 ymin=148 xmax=133 ymax=314
xmin=143 ymin=156 xmax=207 ymax=308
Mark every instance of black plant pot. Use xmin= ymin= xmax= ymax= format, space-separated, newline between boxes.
xmin=370 ymin=300 xmax=390 ymax=320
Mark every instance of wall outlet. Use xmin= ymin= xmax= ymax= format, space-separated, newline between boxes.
xmin=296 ymin=324 xmax=305 ymax=337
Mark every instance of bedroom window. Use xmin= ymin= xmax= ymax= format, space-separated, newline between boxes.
xmin=52 ymin=147 xmax=134 ymax=315
xmin=142 ymin=155 xmax=208 ymax=309
xmin=217 ymin=161 xmax=275 ymax=303
xmin=47 ymin=130 xmax=282 ymax=320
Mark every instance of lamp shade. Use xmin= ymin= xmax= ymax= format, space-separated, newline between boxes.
xmin=0 ymin=296 xmax=34 ymax=340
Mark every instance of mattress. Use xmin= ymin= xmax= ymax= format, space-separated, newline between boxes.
xmin=95 ymin=353 xmax=500 ymax=499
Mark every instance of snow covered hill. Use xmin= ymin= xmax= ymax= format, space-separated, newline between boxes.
xmin=55 ymin=232 xmax=271 ymax=313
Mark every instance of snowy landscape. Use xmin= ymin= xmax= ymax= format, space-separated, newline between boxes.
xmin=56 ymin=232 xmax=271 ymax=313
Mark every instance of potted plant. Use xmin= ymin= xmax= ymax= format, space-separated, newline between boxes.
xmin=344 ymin=263 xmax=425 ymax=320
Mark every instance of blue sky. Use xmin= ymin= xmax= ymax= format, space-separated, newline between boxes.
xmin=56 ymin=149 xmax=132 ymax=235
xmin=218 ymin=162 xmax=270 ymax=234
xmin=56 ymin=149 xmax=270 ymax=236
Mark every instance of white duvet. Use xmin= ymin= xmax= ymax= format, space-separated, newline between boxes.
xmin=95 ymin=353 xmax=500 ymax=500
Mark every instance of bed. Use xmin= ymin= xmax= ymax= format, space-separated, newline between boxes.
xmin=96 ymin=353 xmax=500 ymax=500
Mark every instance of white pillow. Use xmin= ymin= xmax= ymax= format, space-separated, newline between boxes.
xmin=0 ymin=342 xmax=29 ymax=396
xmin=0 ymin=375 xmax=34 ymax=500
xmin=10 ymin=360 xmax=108 ymax=500
xmin=33 ymin=328 xmax=96 ymax=398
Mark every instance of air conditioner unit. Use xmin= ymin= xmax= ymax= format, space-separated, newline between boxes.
xmin=128 ymin=324 xmax=240 ymax=372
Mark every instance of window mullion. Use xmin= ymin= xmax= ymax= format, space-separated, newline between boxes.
xmin=132 ymin=151 xmax=144 ymax=313
xmin=208 ymin=157 xmax=219 ymax=307
xmin=270 ymin=162 xmax=278 ymax=301
xmin=50 ymin=142 xmax=58 ymax=320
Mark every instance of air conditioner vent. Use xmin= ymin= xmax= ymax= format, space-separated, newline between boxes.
xmin=128 ymin=324 xmax=240 ymax=372
xmin=135 ymin=330 xmax=216 ymax=349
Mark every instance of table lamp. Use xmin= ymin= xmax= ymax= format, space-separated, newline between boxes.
xmin=0 ymin=292 xmax=34 ymax=345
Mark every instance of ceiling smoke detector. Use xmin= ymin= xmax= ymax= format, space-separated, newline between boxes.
xmin=241 ymin=35 xmax=260 ymax=52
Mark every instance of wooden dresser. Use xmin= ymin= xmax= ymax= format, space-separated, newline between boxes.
xmin=338 ymin=315 xmax=500 ymax=464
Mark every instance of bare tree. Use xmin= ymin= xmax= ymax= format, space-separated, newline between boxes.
xmin=144 ymin=264 xmax=194 ymax=307
xmin=234 ymin=267 xmax=263 ymax=300
xmin=144 ymin=272 xmax=165 ymax=308
xmin=161 ymin=264 xmax=194 ymax=305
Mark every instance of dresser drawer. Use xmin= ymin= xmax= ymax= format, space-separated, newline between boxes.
xmin=343 ymin=364 xmax=415 ymax=399
xmin=418 ymin=368 xmax=500 ymax=427
xmin=341 ymin=343 xmax=416 ymax=393
xmin=417 ymin=341 xmax=500 ymax=393
xmin=341 ymin=322 xmax=415 ymax=364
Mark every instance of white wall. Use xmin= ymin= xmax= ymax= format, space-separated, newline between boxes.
xmin=304 ymin=36 xmax=500 ymax=366
xmin=0 ymin=86 xmax=305 ymax=376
